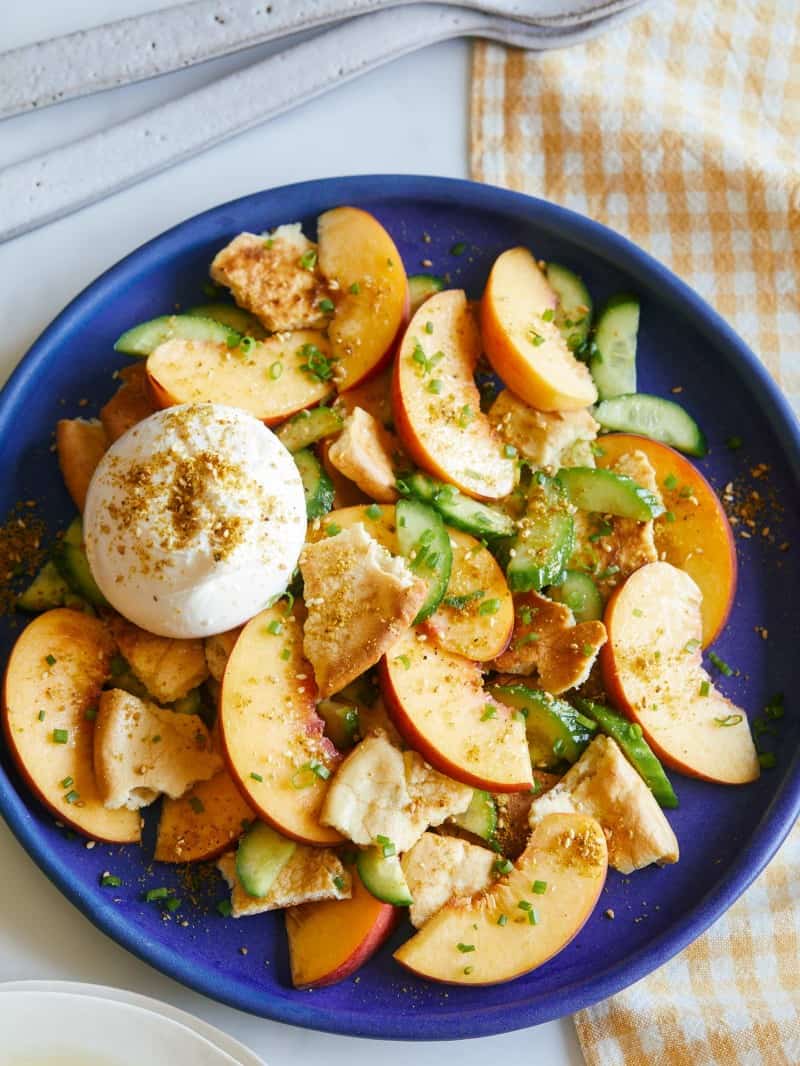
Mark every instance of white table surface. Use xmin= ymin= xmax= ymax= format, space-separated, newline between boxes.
xmin=0 ymin=4 xmax=584 ymax=1063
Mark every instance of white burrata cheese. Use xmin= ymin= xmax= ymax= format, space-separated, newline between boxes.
xmin=84 ymin=403 xmax=306 ymax=638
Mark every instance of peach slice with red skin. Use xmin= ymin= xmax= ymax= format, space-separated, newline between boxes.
xmin=393 ymin=289 xmax=516 ymax=501
xmin=317 ymin=206 xmax=409 ymax=391
xmin=56 ymin=419 xmax=107 ymax=513
xmin=154 ymin=768 xmax=254 ymax=863
xmin=219 ymin=601 xmax=342 ymax=846
xmin=596 ymin=433 xmax=736 ymax=647
xmin=2 ymin=609 xmax=139 ymax=843
xmin=601 ymin=561 xmax=759 ymax=785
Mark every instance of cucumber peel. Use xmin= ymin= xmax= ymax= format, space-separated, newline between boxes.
xmin=396 ymin=498 xmax=453 ymax=623
xmin=52 ymin=518 xmax=109 ymax=607
xmin=557 ymin=466 xmax=664 ymax=521
xmin=594 ymin=394 xmax=708 ymax=457
xmin=114 ymin=314 xmax=240 ymax=357
xmin=490 ymin=682 xmax=597 ymax=769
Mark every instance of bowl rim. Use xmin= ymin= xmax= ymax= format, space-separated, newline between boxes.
xmin=1 ymin=174 xmax=799 ymax=1041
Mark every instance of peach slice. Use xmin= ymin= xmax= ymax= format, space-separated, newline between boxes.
xmin=480 ymin=247 xmax=597 ymax=411
xmin=335 ymin=365 xmax=394 ymax=428
xmin=56 ymin=419 xmax=107 ymax=513
xmin=306 ymin=503 xmax=397 ymax=548
xmin=317 ymin=206 xmax=408 ymax=391
xmin=100 ymin=363 xmax=155 ymax=443
xmin=393 ymin=289 xmax=516 ymax=501
xmin=286 ymin=866 xmax=398 ymax=988
xmin=380 ymin=628 xmax=532 ymax=792
xmin=394 ymin=812 xmax=607 ymax=984
xmin=146 ymin=331 xmax=333 ymax=425
xmin=154 ymin=769 xmax=254 ymax=863
xmin=423 ymin=530 xmax=513 ymax=660
xmin=597 ymin=434 xmax=736 ymax=646
xmin=601 ymin=561 xmax=759 ymax=785
xmin=219 ymin=602 xmax=342 ymax=845
xmin=2 ymin=609 xmax=139 ymax=843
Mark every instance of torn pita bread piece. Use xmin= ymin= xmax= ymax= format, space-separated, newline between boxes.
xmin=94 ymin=689 xmax=222 ymax=810
xmin=489 ymin=389 xmax=599 ymax=470
xmin=210 ymin=224 xmax=328 ymax=333
xmin=327 ymin=406 xmax=401 ymax=503
xmin=401 ymin=832 xmax=495 ymax=928
xmin=300 ymin=523 xmax=427 ymax=698
xmin=529 ymin=735 xmax=679 ymax=874
xmin=492 ymin=590 xmax=607 ymax=693
xmin=217 ymin=846 xmax=350 ymax=916
xmin=104 ymin=612 xmax=208 ymax=704
xmin=320 ymin=733 xmax=472 ymax=853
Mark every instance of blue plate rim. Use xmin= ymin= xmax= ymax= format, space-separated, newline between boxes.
xmin=1 ymin=174 xmax=799 ymax=1041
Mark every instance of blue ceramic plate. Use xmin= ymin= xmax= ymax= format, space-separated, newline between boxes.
xmin=1 ymin=176 xmax=798 ymax=1041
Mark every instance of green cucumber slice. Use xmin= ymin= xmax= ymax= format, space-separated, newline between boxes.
xmin=114 ymin=314 xmax=240 ymax=357
xmin=548 ymin=570 xmax=603 ymax=622
xmin=294 ymin=449 xmax=334 ymax=520
xmin=357 ymin=846 xmax=413 ymax=906
xmin=408 ymin=274 xmax=445 ymax=315
xmin=594 ymin=394 xmax=708 ymax=457
xmin=398 ymin=471 xmax=515 ymax=541
xmin=17 ymin=561 xmax=74 ymax=613
xmin=396 ymin=498 xmax=453 ymax=623
xmin=317 ymin=698 xmax=361 ymax=750
xmin=450 ymin=789 xmax=497 ymax=841
xmin=172 ymin=688 xmax=204 ymax=716
xmin=590 ymin=294 xmax=639 ymax=398
xmin=52 ymin=518 xmax=109 ymax=607
xmin=276 ymin=406 xmax=343 ymax=453
xmin=557 ymin=466 xmax=664 ymax=521
xmin=490 ymin=682 xmax=597 ymax=769
xmin=507 ymin=474 xmax=574 ymax=592
xmin=236 ymin=820 xmax=297 ymax=898
xmin=545 ymin=263 xmax=593 ymax=353
xmin=186 ymin=302 xmax=266 ymax=338
xmin=574 ymin=698 xmax=678 ymax=808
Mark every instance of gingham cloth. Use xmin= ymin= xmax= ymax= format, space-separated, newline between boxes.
xmin=470 ymin=2 xmax=800 ymax=1062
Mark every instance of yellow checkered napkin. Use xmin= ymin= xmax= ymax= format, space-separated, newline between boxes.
xmin=470 ymin=2 xmax=800 ymax=1062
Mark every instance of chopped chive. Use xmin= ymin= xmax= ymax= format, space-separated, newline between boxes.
xmin=427 ymin=378 xmax=443 ymax=394
xmin=708 ymin=652 xmax=734 ymax=677
xmin=528 ymin=908 xmax=539 ymax=925
xmin=217 ymin=899 xmax=233 ymax=917
xmin=394 ymin=654 xmax=411 ymax=670
xmin=633 ymin=608 xmax=644 ymax=618
xmin=528 ymin=330 xmax=545 ymax=347
xmin=52 ymin=728 xmax=69 ymax=744
xmin=727 ymin=435 xmax=743 ymax=450
xmin=759 ymin=752 xmax=777 ymax=769
xmin=263 ymin=237 xmax=274 ymax=249
xmin=664 ymin=473 xmax=679 ymax=490
xmin=679 ymin=485 xmax=695 ymax=498
xmin=503 ymin=444 xmax=518 ymax=458
xmin=517 ymin=900 xmax=532 ymax=911
xmin=145 ymin=887 xmax=170 ymax=902
xmin=582 ymin=643 xmax=594 ymax=656
xmin=37 ymin=710 xmax=46 ymax=722
xmin=349 ymin=282 xmax=361 ymax=295
xmin=189 ymin=796 xmax=205 ymax=814
xmin=494 ymin=858 xmax=513 ymax=875
xmin=269 ymin=361 xmax=283 ymax=379
xmin=450 ymin=241 xmax=467 ymax=256
xmin=280 ymin=647 xmax=291 ymax=661
xmin=249 ymin=771 xmax=264 ymax=782
xmin=239 ymin=336 xmax=256 ymax=355
xmin=299 ymin=249 xmax=317 ymax=270
xmin=366 ymin=504 xmax=382 ymax=520
xmin=699 ymin=680 xmax=710 ymax=697
xmin=60 ymin=776 xmax=74 ymax=789
xmin=266 ymin=619 xmax=284 ymax=635
xmin=64 ymin=790 xmax=80 ymax=804
xmin=481 ymin=704 xmax=497 ymax=721
xmin=684 ymin=638 xmax=701 ymax=653
xmin=590 ymin=442 xmax=606 ymax=457
xmin=477 ymin=598 xmax=501 ymax=616
xmin=541 ymin=308 xmax=555 ymax=322
xmin=458 ymin=404 xmax=474 ymax=428
xmin=463 ymin=965 xmax=474 ymax=975
xmin=308 ymin=759 xmax=331 ymax=781
xmin=45 ymin=654 xmax=57 ymax=667
xmin=664 ymin=511 xmax=676 ymax=523
xmin=497 ymin=914 xmax=508 ymax=926
xmin=520 ymin=607 xmax=533 ymax=625
xmin=325 ymin=522 xmax=341 ymax=537
xmin=516 ymin=633 xmax=541 ymax=647
xmin=764 ymin=692 xmax=784 ymax=719
xmin=532 ymin=880 xmax=547 ymax=894
xmin=714 ymin=714 xmax=743 ymax=727
xmin=151 ymin=735 xmax=161 ymax=744
xmin=424 ymin=321 xmax=434 ymax=334
xmin=165 ymin=897 xmax=182 ymax=913
xmin=100 ymin=873 xmax=121 ymax=888
xmin=456 ymin=942 xmax=475 ymax=953
xmin=333 ymin=875 xmax=346 ymax=891
xmin=318 ymin=297 xmax=335 ymax=313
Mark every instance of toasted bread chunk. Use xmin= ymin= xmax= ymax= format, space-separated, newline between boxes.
xmin=210 ymin=225 xmax=328 ymax=333
xmin=492 ymin=590 xmax=607 ymax=693
xmin=402 ymin=832 xmax=495 ymax=928
xmin=104 ymin=613 xmax=208 ymax=703
xmin=56 ymin=418 xmax=108 ymax=513
xmin=489 ymin=389 xmax=599 ymax=470
xmin=217 ymin=847 xmax=350 ymax=916
xmin=300 ymin=524 xmax=427 ymax=697
xmin=94 ymin=689 xmax=222 ymax=810
xmin=320 ymin=733 xmax=472 ymax=852
xmin=327 ymin=407 xmax=401 ymax=503
xmin=318 ymin=437 xmax=370 ymax=509
xmin=528 ymin=735 xmax=678 ymax=874
xmin=100 ymin=363 xmax=156 ymax=443
xmin=204 ymin=628 xmax=242 ymax=683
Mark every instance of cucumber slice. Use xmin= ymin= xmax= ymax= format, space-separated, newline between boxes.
xmin=450 ymin=789 xmax=497 ymax=841
xmin=114 ymin=314 xmax=240 ymax=357
xmin=398 ymin=471 xmax=515 ymax=541
xmin=172 ymin=687 xmax=204 ymax=716
xmin=357 ymin=846 xmax=413 ymax=906
xmin=548 ymin=570 xmax=603 ymax=622
xmin=507 ymin=474 xmax=574 ymax=592
xmin=317 ymin=698 xmax=361 ymax=750
xmin=574 ymin=698 xmax=678 ymax=808
xmin=52 ymin=518 xmax=109 ymax=607
xmin=594 ymin=394 xmax=708 ymax=457
xmin=545 ymin=263 xmax=593 ymax=353
xmin=236 ymin=820 xmax=297 ymax=898
xmin=490 ymin=682 xmax=597 ymax=769
xmin=294 ymin=449 xmax=334 ymax=520
xmin=396 ymin=498 xmax=453 ymax=623
xmin=408 ymin=274 xmax=445 ymax=315
xmin=590 ymin=294 xmax=639 ymax=398
xmin=557 ymin=466 xmax=664 ymax=521
xmin=186 ymin=302 xmax=266 ymax=338
xmin=276 ymin=406 xmax=343 ymax=453
xmin=17 ymin=561 xmax=74 ymax=613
